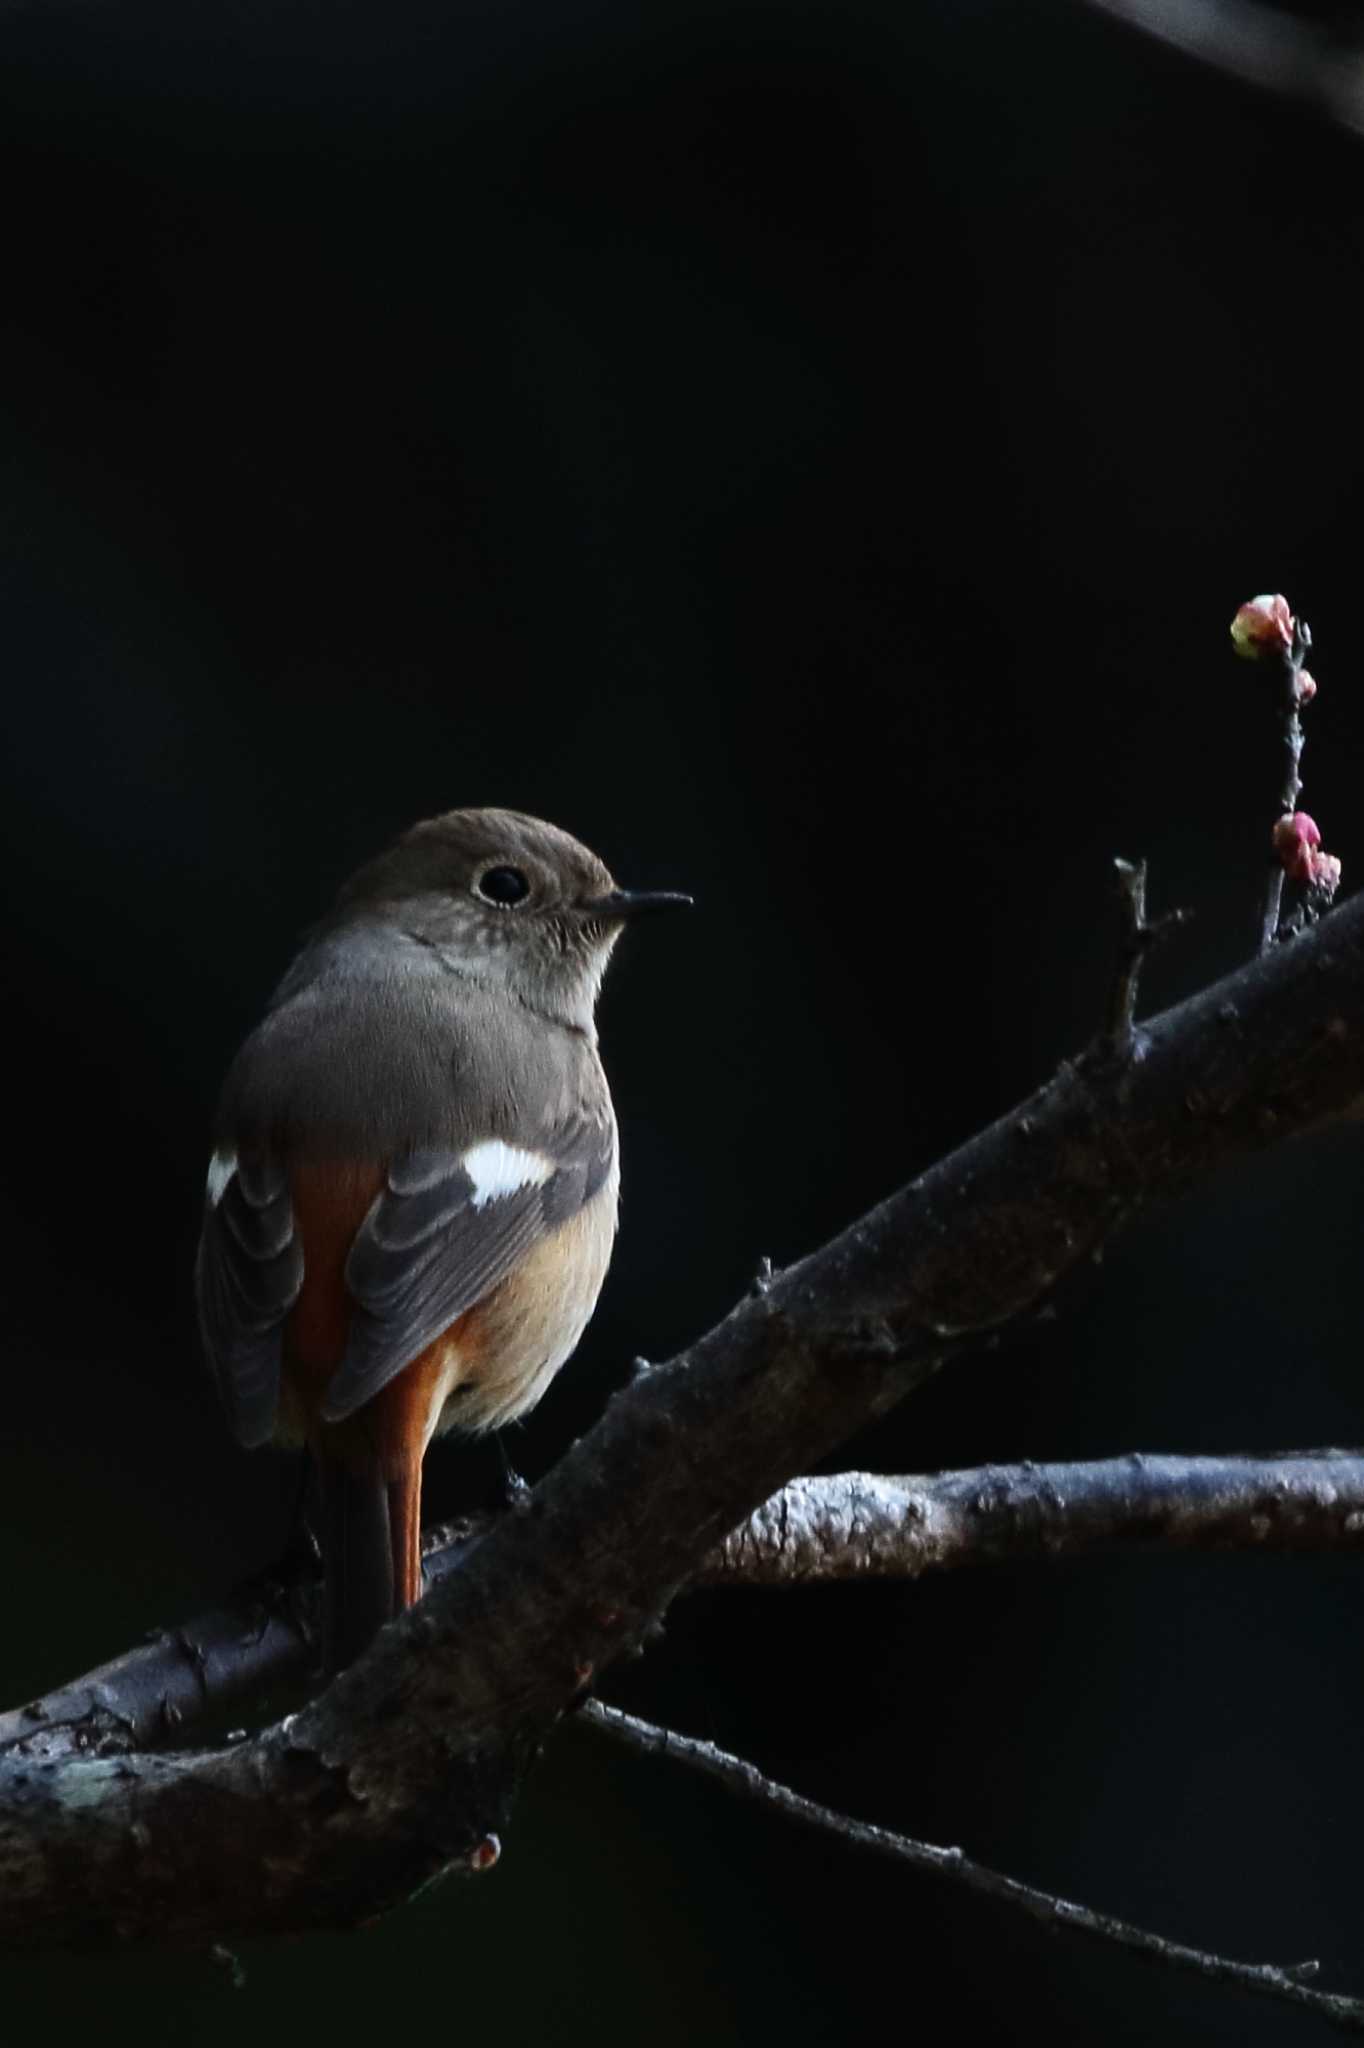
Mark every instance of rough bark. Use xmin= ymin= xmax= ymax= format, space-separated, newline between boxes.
xmin=703 ymin=1450 xmax=1364 ymax=1584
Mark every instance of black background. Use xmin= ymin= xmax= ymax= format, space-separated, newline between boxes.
xmin=4 ymin=2 xmax=1364 ymax=2042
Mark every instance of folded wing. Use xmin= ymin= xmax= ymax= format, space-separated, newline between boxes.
xmin=195 ymin=1125 xmax=615 ymax=1440
xmin=326 ymin=1128 xmax=614 ymax=1421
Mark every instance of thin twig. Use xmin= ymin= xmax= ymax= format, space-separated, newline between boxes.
xmin=1106 ymin=857 xmax=1192 ymax=1050
xmin=1260 ymin=615 xmax=1312 ymax=953
xmin=584 ymin=1700 xmax=1364 ymax=2036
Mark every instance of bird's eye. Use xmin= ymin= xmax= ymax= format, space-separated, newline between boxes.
xmin=476 ymin=865 xmax=531 ymax=906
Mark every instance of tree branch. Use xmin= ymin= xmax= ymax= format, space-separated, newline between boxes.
xmin=11 ymin=1450 xmax=1364 ymax=1769
xmin=583 ymin=1702 xmax=1364 ymax=2037
xmin=1076 ymin=0 xmax=1364 ymax=138
xmin=703 ymin=1450 xmax=1364 ymax=1585
xmin=3 ymin=891 xmax=1364 ymax=1947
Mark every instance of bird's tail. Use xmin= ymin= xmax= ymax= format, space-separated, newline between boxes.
xmin=317 ymin=1456 xmax=396 ymax=1673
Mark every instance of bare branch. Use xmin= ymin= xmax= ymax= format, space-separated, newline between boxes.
xmin=12 ymin=1450 xmax=1364 ymax=1769
xmin=583 ymin=1701 xmax=1364 ymax=2036
xmin=0 ymin=1519 xmax=485 ymax=1765
xmin=3 ymin=894 xmax=1364 ymax=1946
xmin=704 ymin=1451 xmax=1364 ymax=1586
xmin=1077 ymin=0 xmax=1364 ymax=138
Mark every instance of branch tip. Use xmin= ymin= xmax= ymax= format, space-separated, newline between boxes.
xmin=584 ymin=1701 xmax=1364 ymax=2037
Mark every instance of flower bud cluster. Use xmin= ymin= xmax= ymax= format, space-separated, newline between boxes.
xmin=1231 ymin=593 xmax=1341 ymax=907
xmin=1272 ymin=812 xmax=1342 ymax=897
xmin=1228 ymin=594 xmax=1317 ymax=703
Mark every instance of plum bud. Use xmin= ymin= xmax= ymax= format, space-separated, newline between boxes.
xmin=1272 ymin=812 xmax=1321 ymax=882
xmin=1231 ymin=593 xmax=1294 ymax=658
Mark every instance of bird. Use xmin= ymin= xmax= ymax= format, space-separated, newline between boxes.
xmin=195 ymin=806 xmax=690 ymax=1671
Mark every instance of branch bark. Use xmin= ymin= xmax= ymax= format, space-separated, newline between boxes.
xmin=3 ymin=892 xmax=1364 ymax=1948
xmin=703 ymin=1449 xmax=1364 ymax=1584
xmin=11 ymin=1450 xmax=1364 ymax=1770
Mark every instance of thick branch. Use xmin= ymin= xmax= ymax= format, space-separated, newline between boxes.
xmin=584 ymin=1703 xmax=1364 ymax=2037
xmin=4 ymin=893 xmax=1364 ymax=1947
xmin=11 ymin=1451 xmax=1364 ymax=1768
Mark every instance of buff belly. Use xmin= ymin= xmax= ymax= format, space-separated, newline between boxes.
xmin=425 ymin=1173 xmax=620 ymax=1437
xmin=275 ymin=1162 xmax=619 ymax=1460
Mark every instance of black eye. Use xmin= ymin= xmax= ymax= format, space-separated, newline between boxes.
xmin=476 ymin=865 xmax=531 ymax=906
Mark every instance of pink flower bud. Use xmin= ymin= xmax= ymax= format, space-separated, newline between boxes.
xmin=1307 ymin=849 xmax=1342 ymax=896
xmin=1294 ymin=670 xmax=1318 ymax=705
xmin=1230 ymin=593 xmax=1294 ymax=658
xmin=1272 ymin=812 xmax=1321 ymax=882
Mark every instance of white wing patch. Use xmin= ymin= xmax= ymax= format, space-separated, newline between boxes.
xmin=461 ymin=1139 xmax=555 ymax=1209
xmin=206 ymin=1148 xmax=237 ymax=1209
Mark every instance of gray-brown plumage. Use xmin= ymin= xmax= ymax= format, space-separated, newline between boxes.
xmin=195 ymin=807 xmax=689 ymax=1668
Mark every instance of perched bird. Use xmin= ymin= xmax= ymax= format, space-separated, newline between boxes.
xmin=195 ymin=807 xmax=690 ymax=1670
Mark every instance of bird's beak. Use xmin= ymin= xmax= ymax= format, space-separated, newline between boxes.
xmin=581 ymin=888 xmax=694 ymax=921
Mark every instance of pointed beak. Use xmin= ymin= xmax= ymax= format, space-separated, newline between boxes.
xmin=581 ymin=888 xmax=694 ymax=921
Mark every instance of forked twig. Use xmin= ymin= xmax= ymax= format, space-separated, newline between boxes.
xmin=1106 ymin=857 xmax=1192 ymax=1051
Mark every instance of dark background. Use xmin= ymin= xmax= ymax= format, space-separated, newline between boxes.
xmin=4 ymin=1 xmax=1364 ymax=2041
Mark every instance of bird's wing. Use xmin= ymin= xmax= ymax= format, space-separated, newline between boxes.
xmin=322 ymin=1122 xmax=616 ymax=1423
xmin=194 ymin=1151 xmax=304 ymax=1448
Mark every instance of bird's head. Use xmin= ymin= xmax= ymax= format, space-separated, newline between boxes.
xmin=334 ymin=806 xmax=691 ymax=1029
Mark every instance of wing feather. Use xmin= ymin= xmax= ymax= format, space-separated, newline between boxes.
xmin=195 ymin=1122 xmax=615 ymax=1436
xmin=194 ymin=1154 xmax=303 ymax=1448
xmin=322 ymin=1123 xmax=614 ymax=1422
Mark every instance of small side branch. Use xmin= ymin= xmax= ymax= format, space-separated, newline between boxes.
xmin=1106 ymin=858 xmax=1191 ymax=1051
xmin=584 ymin=1701 xmax=1364 ymax=2037
xmin=1260 ymin=613 xmax=1313 ymax=953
